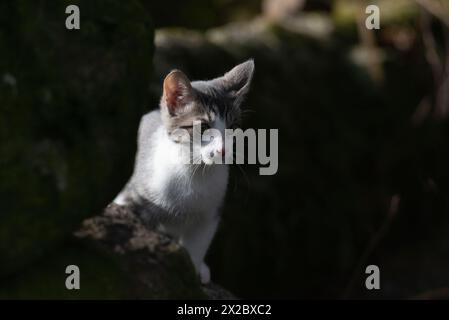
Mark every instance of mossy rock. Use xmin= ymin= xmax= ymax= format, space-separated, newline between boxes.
xmin=0 ymin=0 xmax=153 ymax=277
xmin=0 ymin=205 xmax=209 ymax=299
xmin=0 ymin=241 xmax=205 ymax=299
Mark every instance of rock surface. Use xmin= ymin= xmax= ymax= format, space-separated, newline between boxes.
xmin=75 ymin=204 xmax=235 ymax=299
xmin=0 ymin=204 xmax=235 ymax=299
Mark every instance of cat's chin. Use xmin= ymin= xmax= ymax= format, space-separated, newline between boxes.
xmin=198 ymin=157 xmax=225 ymax=166
xmin=201 ymin=158 xmax=215 ymax=165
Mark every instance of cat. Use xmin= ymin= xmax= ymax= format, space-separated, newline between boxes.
xmin=113 ymin=60 xmax=254 ymax=284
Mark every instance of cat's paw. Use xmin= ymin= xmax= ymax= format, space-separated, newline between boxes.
xmin=200 ymin=263 xmax=211 ymax=284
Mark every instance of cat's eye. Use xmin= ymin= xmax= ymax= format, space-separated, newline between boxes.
xmin=180 ymin=122 xmax=211 ymax=134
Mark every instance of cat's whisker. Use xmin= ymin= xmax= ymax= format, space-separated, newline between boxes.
xmin=240 ymin=108 xmax=256 ymax=115
xmin=189 ymin=161 xmax=202 ymax=184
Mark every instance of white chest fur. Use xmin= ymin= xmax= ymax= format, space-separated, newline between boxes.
xmin=147 ymin=128 xmax=229 ymax=220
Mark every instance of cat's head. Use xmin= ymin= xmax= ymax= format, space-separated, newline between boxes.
xmin=160 ymin=60 xmax=254 ymax=165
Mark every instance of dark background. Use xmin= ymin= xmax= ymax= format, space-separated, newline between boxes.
xmin=1 ymin=0 xmax=449 ymax=299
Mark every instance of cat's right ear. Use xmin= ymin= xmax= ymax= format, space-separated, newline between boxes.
xmin=215 ymin=59 xmax=255 ymax=107
xmin=162 ymin=70 xmax=194 ymax=116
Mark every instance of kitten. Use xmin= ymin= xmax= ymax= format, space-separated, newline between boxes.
xmin=113 ymin=60 xmax=254 ymax=284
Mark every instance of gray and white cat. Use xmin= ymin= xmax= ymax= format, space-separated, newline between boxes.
xmin=113 ymin=60 xmax=254 ymax=284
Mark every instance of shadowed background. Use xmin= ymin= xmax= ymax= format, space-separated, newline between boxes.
xmin=1 ymin=0 xmax=449 ymax=299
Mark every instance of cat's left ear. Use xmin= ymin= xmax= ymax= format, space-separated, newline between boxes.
xmin=218 ymin=59 xmax=255 ymax=106
xmin=162 ymin=70 xmax=194 ymax=116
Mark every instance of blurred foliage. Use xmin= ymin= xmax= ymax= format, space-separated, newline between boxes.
xmin=150 ymin=0 xmax=449 ymax=298
xmin=0 ymin=242 xmax=127 ymax=299
xmin=144 ymin=0 xmax=261 ymax=30
xmin=0 ymin=0 xmax=153 ymax=278
xmin=151 ymin=20 xmax=385 ymax=298
xmin=2 ymin=0 xmax=449 ymax=299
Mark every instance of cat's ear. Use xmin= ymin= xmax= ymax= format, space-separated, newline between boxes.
xmin=162 ymin=70 xmax=194 ymax=116
xmin=219 ymin=59 xmax=254 ymax=106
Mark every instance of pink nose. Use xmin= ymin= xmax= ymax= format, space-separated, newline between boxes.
xmin=217 ymin=148 xmax=225 ymax=156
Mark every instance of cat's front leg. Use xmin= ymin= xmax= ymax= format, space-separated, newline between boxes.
xmin=180 ymin=214 xmax=219 ymax=284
